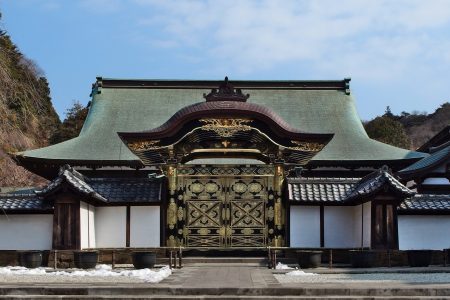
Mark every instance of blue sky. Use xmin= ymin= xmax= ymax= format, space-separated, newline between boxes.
xmin=1 ymin=0 xmax=450 ymax=120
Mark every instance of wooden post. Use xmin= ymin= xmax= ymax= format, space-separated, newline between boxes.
xmin=387 ymin=250 xmax=391 ymax=268
xmin=112 ymin=250 xmax=115 ymax=269
xmin=54 ymin=250 xmax=58 ymax=269
xmin=169 ymin=250 xmax=173 ymax=269
xmin=267 ymin=247 xmax=271 ymax=269
xmin=329 ymin=249 xmax=333 ymax=269
xmin=178 ymin=246 xmax=183 ymax=268
xmin=444 ymin=250 xmax=447 ymax=267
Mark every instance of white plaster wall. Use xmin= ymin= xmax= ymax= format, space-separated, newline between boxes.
xmin=0 ymin=214 xmax=53 ymax=250
xmin=324 ymin=206 xmax=355 ymax=248
xmin=130 ymin=206 xmax=160 ymax=247
xmin=352 ymin=202 xmax=371 ymax=248
xmin=95 ymin=207 xmax=126 ymax=248
xmin=398 ymin=215 xmax=450 ymax=250
xmin=80 ymin=202 xmax=96 ymax=249
xmin=289 ymin=206 xmax=320 ymax=247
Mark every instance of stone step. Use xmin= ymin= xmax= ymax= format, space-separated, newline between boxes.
xmin=0 ymin=286 xmax=448 ymax=297
xmin=158 ymin=256 xmax=297 ymax=266
xmin=0 ymin=295 xmax=448 ymax=299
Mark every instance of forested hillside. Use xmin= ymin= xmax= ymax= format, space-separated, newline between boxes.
xmin=0 ymin=12 xmax=60 ymax=186
xmin=365 ymin=103 xmax=450 ymax=150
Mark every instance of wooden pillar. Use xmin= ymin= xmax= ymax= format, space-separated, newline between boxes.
xmin=166 ymin=165 xmax=179 ymax=247
xmin=273 ymin=164 xmax=285 ymax=247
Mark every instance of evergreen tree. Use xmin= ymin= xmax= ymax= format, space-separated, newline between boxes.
xmin=364 ymin=115 xmax=411 ymax=149
xmin=50 ymin=101 xmax=88 ymax=144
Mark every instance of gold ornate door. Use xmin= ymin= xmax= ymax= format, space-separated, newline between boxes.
xmin=184 ymin=177 xmax=226 ymax=247
xmin=167 ymin=166 xmax=282 ymax=248
xmin=227 ymin=178 xmax=267 ymax=247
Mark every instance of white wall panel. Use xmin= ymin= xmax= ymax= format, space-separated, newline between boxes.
xmin=80 ymin=202 xmax=96 ymax=249
xmin=324 ymin=206 xmax=355 ymax=248
xmin=130 ymin=206 xmax=160 ymax=247
xmin=352 ymin=202 xmax=371 ymax=248
xmin=0 ymin=214 xmax=53 ymax=250
xmin=95 ymin=207 xmax=126 ymax=248
xmin=289 ymin=206 xmax=320 ymax=247
xmin=398 ymin=215 xmax=450 ymax=250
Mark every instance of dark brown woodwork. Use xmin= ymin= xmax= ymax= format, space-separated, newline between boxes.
xmin=119 ymin=100 xmax=333 ymax=143
xmin=126 ymin=206 xmax=130 ymax=247
xmin=52 ymin=194 xmax=80 ymax=250
xmin=371 ymin=200 xmax=398 ymax=250
xmin=96 ymin=77 xmax=350 ymax=91
xmin=320 ymin=205 xmax=325 ymax=248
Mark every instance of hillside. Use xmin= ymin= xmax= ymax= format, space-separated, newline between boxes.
xmin=400 ymin=103 xmax=450 ymax=149
xmin=0 ymin=14 xmax=60 ymax=187
xmin=364 ymin=103 xmax=450 ymax=151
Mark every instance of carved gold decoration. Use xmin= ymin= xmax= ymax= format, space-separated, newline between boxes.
xmin=198 ymin=228 xmax=211 ymax=235
xmin=168 ymin=166 xmax=177 ymax=192
xmin=177 ymin=206 xmax=184 ymax=221
xmin=177 ymin=167 xmax=278 ymax=248
xmin=232 ymin=182 xmax=247 ymax=193
xmin=167 ymin=235 xmax=176 ymax=247
xmin=205 ymin=182 xmax=220 ymax=193
xmin=200 ymin=118 xmax=252 ymax=138
xmin=267 ymin=206 xmax=274 ymax=221
xmin=274 ymin=199 xmax=282 ymax=226
xmin=182 ymin=226 xmax=189 ymax=238
xmin=248 ymin=182 xmax=263 ymax=193
xmin=290 ymin=140 xmax=325 ymax=152
xmin=167 ymin=199 xmax=177 ymax=229
xmin=242 ymin=228 xmax=254 ymax=235
xmin=128 ymin=140 xmax=160 ymax=151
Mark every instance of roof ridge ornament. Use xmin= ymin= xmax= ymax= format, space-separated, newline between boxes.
xmin=203 ymin=76 xmax=250 ymax=102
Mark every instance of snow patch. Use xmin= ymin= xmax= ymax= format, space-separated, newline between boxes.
xmin=0 ymin=265 xmax=171 ymax=283
xmin=286 ymin=270 xmax=318 ymax=276
xmin=275 ymin=262 xmax=294 ymax=270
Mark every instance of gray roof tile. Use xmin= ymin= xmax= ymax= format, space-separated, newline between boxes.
xmin=399 ymin=194 xmax=450 ymax=212
xmin=288 ymin=168 xmax=413 ymax=203
xmin=400 ymin=145 xmax=450 ymax=174
xmin=0 ymin=194 xmax=52 ymax=211
xmin=36 ymin=165 xmax=108 ymax=202
xmin=89 ymin=178 xmax=162 ymax=202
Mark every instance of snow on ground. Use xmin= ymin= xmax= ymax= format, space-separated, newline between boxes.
xmin=275 ymin=262 xmax=294 ymax=270
xmin=0 ymin=265 xmax=171 ymax=283
xmin=285 ymin=270 xmax=318 ymax=276
xmin=275 ymin=263 xmax=318 ymax=276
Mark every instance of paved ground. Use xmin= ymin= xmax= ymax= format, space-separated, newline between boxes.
xmin=161 ymin=265 xmax=280 ymax=288
xmin=0 ymin=265 xmax=449 ymax=298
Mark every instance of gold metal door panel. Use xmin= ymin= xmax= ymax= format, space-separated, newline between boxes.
xmin=177 ymin=169 xmax=272 ymax=248
xmin=187 ymin=201 xmax=222 ymax=227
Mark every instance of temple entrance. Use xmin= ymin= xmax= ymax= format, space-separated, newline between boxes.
xmin=166 ymin=165 xmax=285 ymax=248
xmin=182 ymin=176 xmax=267 ymax=247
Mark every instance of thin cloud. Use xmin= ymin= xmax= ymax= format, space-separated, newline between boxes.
xmin=131 ymin=0 xmax=450 ymax=81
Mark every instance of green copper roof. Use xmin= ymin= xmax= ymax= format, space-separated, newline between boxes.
xmin=18 ymin=78 xmax=426 ymax=166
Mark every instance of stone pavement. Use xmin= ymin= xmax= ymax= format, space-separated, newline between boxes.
xmin=161 ymin=265 xmax=280 ymax=288
xmin=0 ymin=265 xmax=449 ymax=299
